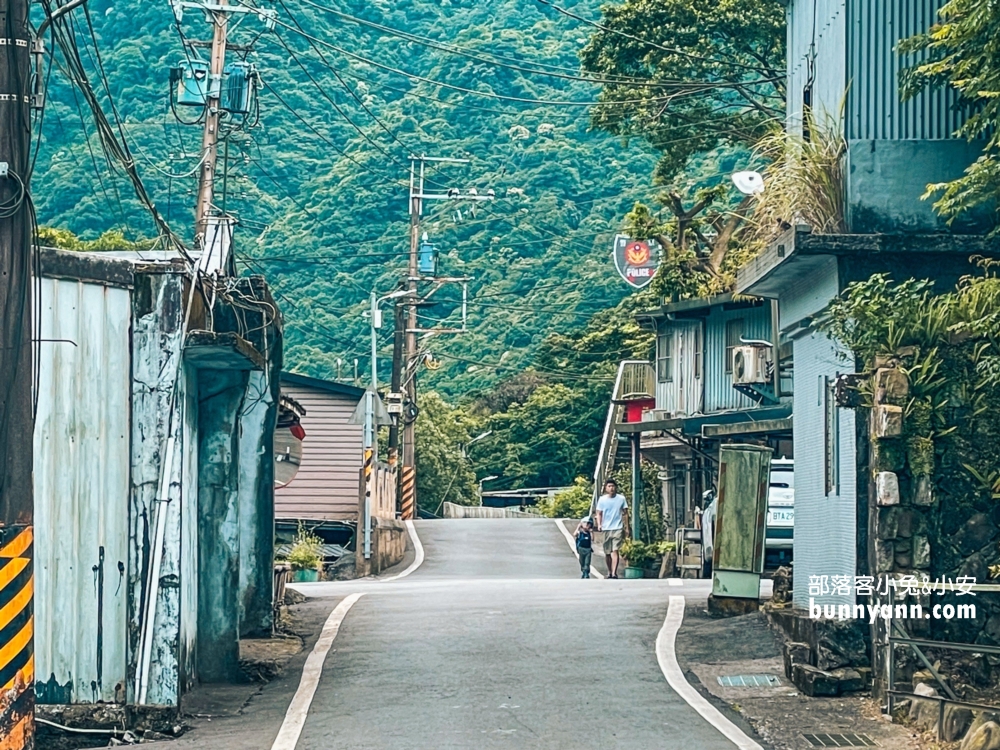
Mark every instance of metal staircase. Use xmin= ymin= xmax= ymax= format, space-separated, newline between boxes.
xmin=591 ymin=360 xmax=654 ymax=511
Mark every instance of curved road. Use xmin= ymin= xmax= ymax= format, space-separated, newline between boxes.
xmin=294 ymin=519 xmax=746 ymax=750
xmin=161 ymin=519 xmax=758 ymax=749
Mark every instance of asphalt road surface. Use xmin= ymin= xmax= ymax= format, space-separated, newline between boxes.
xmin=158 ymin=519 xmax=759 ymax=750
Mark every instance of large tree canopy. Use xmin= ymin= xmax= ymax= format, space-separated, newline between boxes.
xmin=901 ymin=0 xmax=1000 ymax=225
xmin=580 ymin=0 xmax=786 ymax=183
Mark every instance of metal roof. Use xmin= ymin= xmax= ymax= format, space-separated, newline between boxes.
xmin=280 ymin=371 xmax=366 ymax=399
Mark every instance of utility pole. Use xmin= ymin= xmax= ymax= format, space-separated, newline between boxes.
xmin=386 ymin=300 xmax=405 ymax=466
xmin=400 ymin=158 xmax=423 ymax=521
xmin=0 ymin=0 xmax=36 ymax=743
xmin=193 ymin=0 xmax=227 ymax=249
xmin=398 ymin=155 xmax=491 ymax=519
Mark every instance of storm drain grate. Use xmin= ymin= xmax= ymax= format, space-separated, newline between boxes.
xmin=716 ymin=674 xmax=781 ymax=688
xmin=802 ymin=733 xmax=878 ymax=747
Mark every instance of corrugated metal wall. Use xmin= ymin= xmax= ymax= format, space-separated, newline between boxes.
xmin=34 ymin=277 xmax=131 ymax=704
xmin=787 ymin=0 xmax=847 ymax=133
xmin=791 ymin=331 xmax=857 ymax=609
xmin=274 ymin=383 xmax=363 ymax=520
xmin=789 ymin=0 xmax=967 ymax=140
xmin=847 ymin=0 xmax=966 ymax=140
xmin=655 ymin=321 xmax=702 ymax=417
xmin=703 ymin=305 xmax=773 ymax=413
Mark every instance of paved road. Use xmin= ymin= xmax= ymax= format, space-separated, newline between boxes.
xmin=154 ymin=519 xmax=755 ymax=750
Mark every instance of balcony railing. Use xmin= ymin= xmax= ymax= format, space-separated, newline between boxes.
xmin=615 ymin=360 xmax=655 ymax=401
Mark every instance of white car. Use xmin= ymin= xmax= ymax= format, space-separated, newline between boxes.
xmin=765 ymin=458 xmax=794 ymax=568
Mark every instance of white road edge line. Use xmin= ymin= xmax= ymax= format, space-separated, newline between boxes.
xmin=379 ymin=520 xmax=424 ymax=582
xmin=270 ymin=592 xmax=365 ymax=750
xmin=656 ymin=596 xmax=763 ymax=750
xmin=553 ymin=518 xmax=604 ymax=579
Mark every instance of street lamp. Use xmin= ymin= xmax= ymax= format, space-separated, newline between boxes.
xmin=370 ymin=288 xmax=412 ymax=394
xmin=478 ymin=475 xmax=499 ymax=506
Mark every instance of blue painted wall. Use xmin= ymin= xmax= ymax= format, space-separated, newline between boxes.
xmin=786 ymin=0 xmax=991 ymax=233
xmin=703 ymin=303 xmax=774 ymax=414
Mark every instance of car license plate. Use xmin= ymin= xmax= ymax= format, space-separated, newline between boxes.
xmin=768 ymin=509 xmax=794 ymax=525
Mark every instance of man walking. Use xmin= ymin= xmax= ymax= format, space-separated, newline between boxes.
xmin=595 ymin=480 xmax=629 ymax=579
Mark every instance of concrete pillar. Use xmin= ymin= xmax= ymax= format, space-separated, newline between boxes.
xmin=197 ymin=368 xmax=248 ymax=683
xmin=237 ymin=366 xmax=279 ymax=638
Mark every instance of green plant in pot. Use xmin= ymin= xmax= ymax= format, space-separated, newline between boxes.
xmin=287 ymin=525 xmax=323 ymax=582
xmin=620 ymin=539 xmax=655 ymax=578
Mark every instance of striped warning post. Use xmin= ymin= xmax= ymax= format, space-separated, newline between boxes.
xmin=0 ymin=526 xmax=33 ymax=750
xmin=400 ymin=466 xmax=416 ymax=520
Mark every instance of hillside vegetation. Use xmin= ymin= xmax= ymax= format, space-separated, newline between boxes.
xmin=35 ymin=0 xmax=791 ymax=506
xmin=33 ymin=0 xmax=660 ymax=397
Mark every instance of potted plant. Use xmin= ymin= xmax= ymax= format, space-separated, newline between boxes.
xmin=653 ymin=541 xmax=677 ymax=578
xmin=620 ymin=539 xmax=654 ymax=579
xmin=286 ymin=525 xmax=323 ymax=582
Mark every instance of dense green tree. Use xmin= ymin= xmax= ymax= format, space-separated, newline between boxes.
xmin=580 ymin=0 xmax=786 ymax=183
xmin=534 ymin=477 xmax=593 ymax=519
xmin=414 ymin=391 xmax=479 ymax=513
xmin=901 ymin=1 xmax=1000 ymax=225
xmin=31 ymin=0 xmax=663 ymax=396
xmin=467 ymin=291 xmax=655 ymax=490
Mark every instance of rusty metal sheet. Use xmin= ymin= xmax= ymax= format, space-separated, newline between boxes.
xmin=34 ymin=277 xmax=131 ymax=704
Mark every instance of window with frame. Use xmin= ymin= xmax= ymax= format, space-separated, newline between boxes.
xmin=656 ymin=332 xmax=673 ymax=383
xmin=724 ymin=318 xmax=744 ymax=373
xmin=824 ymin=376 xmax=840 ymax=495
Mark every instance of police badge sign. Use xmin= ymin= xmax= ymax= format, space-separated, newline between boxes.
xmin=612 ymin=235 xmax=660 ymax=289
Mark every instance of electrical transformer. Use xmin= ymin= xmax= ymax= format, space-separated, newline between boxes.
xmin=222 ymin=62 xmax=256 ymax=114
xmin=174 ymin=60 xmax=212 ymax=106
xmin=418 ymin=232 xmax=437 ymax=276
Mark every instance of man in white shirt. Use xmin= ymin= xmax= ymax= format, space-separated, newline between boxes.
xmin=595 ymin=480 xmax=629 ymax=579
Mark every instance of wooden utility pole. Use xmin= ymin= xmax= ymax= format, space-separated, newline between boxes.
xmin=400 ymin=159 xmax=422 ymax=519
xmin=0 ymin=0 xmax=35 ymax=743
xmin=387 ymin=300 xmax=404 ymax=464
xmin=193 ymin=0 xmax=228 ymax=245
xmin=397 ymin=156 xmax=489 ymax=519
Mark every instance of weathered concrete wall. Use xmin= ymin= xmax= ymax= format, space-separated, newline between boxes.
xmin=847 ymin=139 xmax=992 ymax=234
xmin=237 ymin=367 xmax=279 ymax=638
xmin=196 ymin=368 xmax=248 ymax=683
xmin=128 ymin=271 xmax=188 ymax=706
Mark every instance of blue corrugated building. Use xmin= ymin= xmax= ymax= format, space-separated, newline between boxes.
xmin=605 ymin=294 xmax=792 ymax=535
xmin=738 ymin=0 xmax=997 ymax=610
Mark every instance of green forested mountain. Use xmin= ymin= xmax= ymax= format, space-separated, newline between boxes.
xmin=33 ymin=0 xmax=660 ymax=397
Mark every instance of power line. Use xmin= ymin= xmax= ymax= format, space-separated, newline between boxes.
xmin=295 ymin=0 xmax=735 ymax=91
xmin=271 ymin=18 xmax=715 ymax=109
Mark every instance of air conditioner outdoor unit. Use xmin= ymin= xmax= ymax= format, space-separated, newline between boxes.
xmin=732 ymin=345 xmax=770 ymax=384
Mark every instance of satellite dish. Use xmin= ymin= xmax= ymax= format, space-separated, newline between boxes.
xmin=732 ymin=171 xmax=765 ymax=195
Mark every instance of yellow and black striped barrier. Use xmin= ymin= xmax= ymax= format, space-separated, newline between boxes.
xmin=0 ymin=525 xmax=33 ymax=750
xmin=400 ymin=466 xmax=416 ymax=520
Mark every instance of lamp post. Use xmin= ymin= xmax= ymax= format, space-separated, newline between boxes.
xmin=362 ymin=288 xmax=412 ymax=558
xmin=478 ymin=475 xmax=499 ymax=507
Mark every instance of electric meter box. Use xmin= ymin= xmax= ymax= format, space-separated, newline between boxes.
xmin=176 ymin=60 xmax=212 ymax=106
xmin=711 ymin=443 xmax=772 ymax=599
xmin=223 ymin=61 xmax=255 ymax=114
